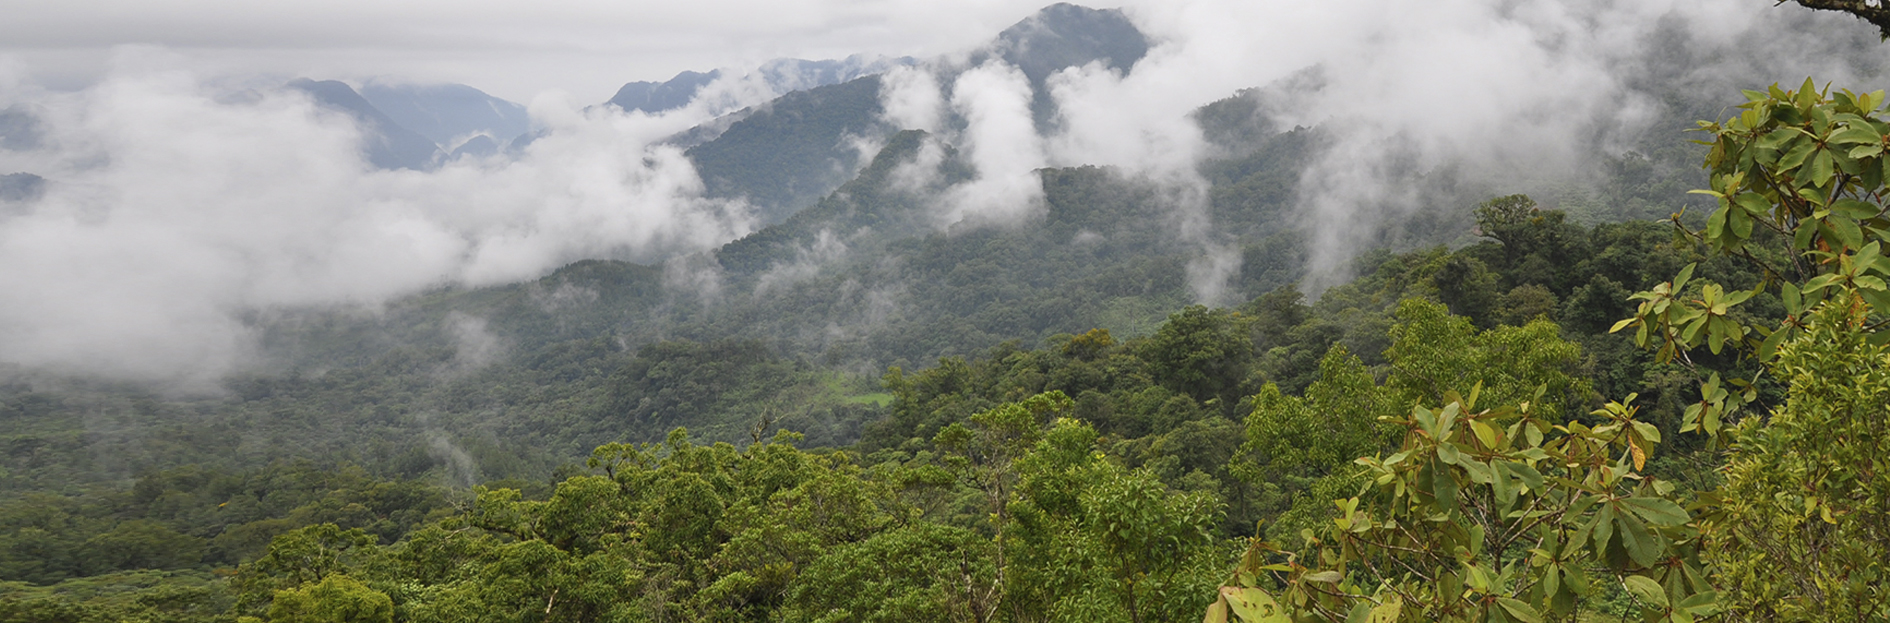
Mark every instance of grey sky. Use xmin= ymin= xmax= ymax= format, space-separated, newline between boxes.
xmin=1 ymin=0 xmax=1057 ymax=102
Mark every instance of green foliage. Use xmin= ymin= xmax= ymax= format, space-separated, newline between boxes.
xmin=1706 ymin=300 xmax=1890 ymax=621
xmin=1608 ymin=78 xmax=1890 ymax=616
xmin=1138 ymin=306 xmax=1255 ymax=414
xmin=686 ymin=76 xmax=888 ymax=222
xmin=779 ymin=522 xmax=991 ymax=622
xmin=1234 ymin=347 xmax=1386 ymax=488
xmin=1383 ymin=299 xmax=1589 ymax=421
xmin=1210 ymin=388 xmax=1713 ymax=623
xmin=266 ymin=575 xmax=392 ymax=623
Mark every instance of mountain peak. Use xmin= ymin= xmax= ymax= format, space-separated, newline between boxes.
xmin=286 ymin=79 xmax=443 ymax=171
xmin=992 ymin=3 xmax=1148 ymax=85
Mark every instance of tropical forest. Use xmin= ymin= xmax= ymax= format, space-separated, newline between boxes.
xmin=1 ymin=1 xmax=1889 ymax=623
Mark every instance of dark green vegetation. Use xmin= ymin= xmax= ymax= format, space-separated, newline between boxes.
xmin=1207 ymin=81 xmax=1890 ymax=623
xmin=687 ymin=75 xmax=890 ymax=222
xmin=2 ymin=183 xmax=1772 ymax=620
xmin=10 ymin=8 xmax=1890 ymax=618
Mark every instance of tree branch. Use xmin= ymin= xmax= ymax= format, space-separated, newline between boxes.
xmin=1782 ymin=0 xmax=1890 ymax=38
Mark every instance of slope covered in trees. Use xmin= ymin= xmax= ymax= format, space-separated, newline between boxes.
xmin=1 ymin=186 xmax=1788 ymax=620
xmin=10 ymin=4 xmax=1890 ymax=620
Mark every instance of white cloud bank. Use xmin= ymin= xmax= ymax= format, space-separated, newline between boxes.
xmin=1 ymin=0 xmax=1884 ymax=381
xmin=0 ymin=51 xmax=754 ymax=381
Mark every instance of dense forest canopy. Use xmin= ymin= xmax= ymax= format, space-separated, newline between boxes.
xmin=7 ymin=2 xmax=1890 ymax=623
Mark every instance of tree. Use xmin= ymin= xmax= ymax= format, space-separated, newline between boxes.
xmin=263 ymin=575 xmax=393 ymax=623
xmin=1206 ymin=388 xmax=1714 ymax=623
xmin=1704 ymin=301 xmax=1890 ymax=621
xmin=933 ymin=390 xmax=1075 ymax=623
xmin=1577 ymin=78 xmax=1890 ymax=620
xmin=1138 ymin=306 xmax=1255 ymax=413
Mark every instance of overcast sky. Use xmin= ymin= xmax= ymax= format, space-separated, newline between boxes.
xmin=2 ymin=0 xmax=1064 ymax=102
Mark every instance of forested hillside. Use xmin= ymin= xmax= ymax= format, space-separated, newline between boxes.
xmin=0 ymin=184 xmax=1793 ymax=620
xmin=7 ymin=2 xmax=1890 ymax=622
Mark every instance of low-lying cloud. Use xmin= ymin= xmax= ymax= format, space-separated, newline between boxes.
xmin=974 ymin=0 xmax=1882 ymax=293
xmin=0 ymin=50 xmax=755 ymax=382
xmin=3 ymin=0 xmax=1886 ymax=384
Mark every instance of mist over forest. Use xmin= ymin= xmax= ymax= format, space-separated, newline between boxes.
xmin=3 ymin=1 xmax=1890 ymax=621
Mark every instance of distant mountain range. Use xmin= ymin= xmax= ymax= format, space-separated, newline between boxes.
xmin=282 ymin=1 xmax=1146 ymax=226
xmin=358 ymin=81 xmax=531 ymax=152
xmin=606 ymin=55 xmax=917 ymax=115
xmin=680 ymin=2 xmax=1148 ymax=223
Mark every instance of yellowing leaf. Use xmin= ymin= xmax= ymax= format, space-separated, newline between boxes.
xmin=1219 ymin=587 xmax=1291 ymax=623
xmin=1301 ymin=570 xmax=1343 ymax=584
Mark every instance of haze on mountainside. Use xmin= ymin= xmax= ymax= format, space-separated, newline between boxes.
xmin=0 ymin=0 xmax=1883 ymax=386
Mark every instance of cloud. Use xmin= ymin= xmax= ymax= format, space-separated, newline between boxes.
xmin=0 ymin=50 xmax=754 ymax=383
xmin=4 ymin=0 xmax=1885 ymax=384
xmin=939 ymin=60 xmax=1046 ymax=226
xmin=879 ymin=65 xmax=946 ymax=133
xmin=1041 ymin=0 xmax=1883 ymax=291
xmin=847 ymin=0 xmax=1883 ymax=304
xmin=0 ymin=0 xmax=1059 ymax=102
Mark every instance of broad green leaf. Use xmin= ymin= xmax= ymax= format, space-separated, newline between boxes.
xmin=1503 ymin=461 xmax=1544 ymax=494
xmin=1834 ymin=198 xmax=1883 ymax=219
xmin=1205 ymin=600 xmax=1230 ymax=623
xmin=1437 ymin=442 xmax=1462 ymax=466
xmin=1830 ymin=125 xmax=1883 ymax=145
xmin=1431 ymin=456 xmax=1459 ymax=513
xmin=1833 ymin=216 xmax=1865 ymax=250
xmin=1797 ymin=219 xmax=1820 ymax=249
xmin=1591 ymin=504 xmax=1616 ymax=554
xmin=1729 ymin=204 xmax=1754 ymax=238
xmin=1630 ymin=420 xmax=1662 ymax=444
xmin=1623 ymin=575 xmax=1669 ymax=609
xmin=1779 ymin=136 xmax=1817 ymax=170
xmin=1757 ymin=126 xmax=1800 ymax=150
xmin=1460 ymin=458 xmax=1492 ymax=485
xmin=1759 ymin=324 xmax=1790 ymax=361
xmin=1491 ymin=459 xmax=1513 ymax=508
xmin=1619 ymin=497 xmax=1690 ymax=526
xmin=1734 ymin=192 xmax=1773 ymax=216
xmin=1471 ymin=419 xmax=1499 ymax=449
xmin=1676 ymin=590 xmax=1722 ymax=615
xmin=1615 ymin=511 xmax=1663 ymax=568
xmin=1495 ymin=597 xmax=1544 ymax=623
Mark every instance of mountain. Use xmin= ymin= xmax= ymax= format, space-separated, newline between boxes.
xmin=448 ymin=134 xmax=502 ymax=160
xmin=984 ymin=3 xmax=1147 ymax=86
xmin=607 ymin=70 xmax=723 ymax=114
xmin=357 ymin=81 xmax=531 ymax=149
xmin=977 ymin=2 xmax=1149 ymax=128
xmin=0 ymin=172 xmax=43 ymax=206
xmin=606 ymin=55 xmax=915 ymax=116
xmin=676 ymin=4 xmax=1149 ymax=225
xmin=0 ymin=106 xmax=42 ymax=151
xmin=286 ymin=79 xmax=443 ymax=171
xmin=685 ymin=76 xmax=890 ymax=223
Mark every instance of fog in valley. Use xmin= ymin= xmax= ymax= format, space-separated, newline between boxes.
xmin=0 ymin=0 xmax=1884 ymax=382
